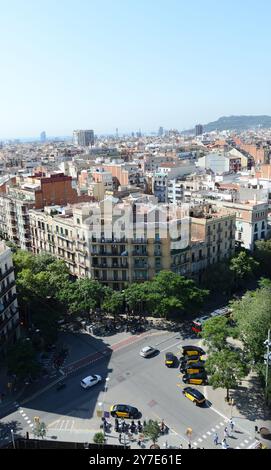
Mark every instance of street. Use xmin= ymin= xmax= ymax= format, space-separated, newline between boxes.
xmin=0 ymin=329 xmax=258 ymax=449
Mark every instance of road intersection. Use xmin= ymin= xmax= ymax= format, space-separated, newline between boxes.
xmin=0 ymin=330 xmax=260 ymax=449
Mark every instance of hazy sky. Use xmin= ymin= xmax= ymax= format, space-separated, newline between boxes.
xmin=0 ymin=0 xmax=270 ymax=138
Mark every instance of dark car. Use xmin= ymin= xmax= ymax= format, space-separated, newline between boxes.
xmin=182 ymin=387 xmax=206 ymax=405
xmin=182 ymin=372 xmax=208 ymax=385
xmin=165 ymin=352 xmax=176 ymax=367
xmin=182 ymin=345 xmax=206 ymax=356
xmin=180 ymin=361 xmax=206 ymax=373
xmin=110 ymin=404 xmax=139 ymax=419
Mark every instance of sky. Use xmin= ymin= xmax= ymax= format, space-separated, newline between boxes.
xmin=0 ymin=0 xmax=271 ymax=138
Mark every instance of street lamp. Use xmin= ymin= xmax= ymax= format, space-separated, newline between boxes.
xmin=10 ymin=429 xmax=15 ymax=449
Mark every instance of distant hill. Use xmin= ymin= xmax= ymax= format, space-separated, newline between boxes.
xmin=184 ymin=115 xmax=271 ymax=134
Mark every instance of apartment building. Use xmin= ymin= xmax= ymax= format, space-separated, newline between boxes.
xmin=0 ymin=173 xmax=92 ymax=250
xmin=219 ymin=200 xmax=268 ymax=251
xmin=0 ymin=242 xmax=20 ymax=357
xmin=29 ymin=200 xmax=236 ymax=288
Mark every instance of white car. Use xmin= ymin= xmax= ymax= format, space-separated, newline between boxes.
xmin=140 ymin=346 xmax=157 ymax=358
xmin=80 ymin=375 xmax=102 ymax=389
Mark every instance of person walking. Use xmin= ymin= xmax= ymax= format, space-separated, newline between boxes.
xmin=118 ymin=433 xmax=122 ymax=444
xmin=224 ymin=426 xmax=229 ymax=438
xmin=229 ymin=419 xmax=235 ymax=435
xmin=213 ymin=432 xmax=219 ymax=445
xmin=222 ymin=438 xmax=228 ymax=449
xmin=179 ymin=443 xmax=183 ymax=449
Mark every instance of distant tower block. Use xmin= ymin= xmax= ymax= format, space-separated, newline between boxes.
xmin=195 ymin=124 xmax=203 ymax=136
xmin=40 ymin=131 xmax=46 ymax=142
xmin=116 ymin=128 xmax=119 ymax=138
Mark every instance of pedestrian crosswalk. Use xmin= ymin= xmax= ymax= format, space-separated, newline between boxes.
xmin=48 ymin=419 xmax=75 ymax=432
xmin=191 ymin=417 xmax=255 ymax=449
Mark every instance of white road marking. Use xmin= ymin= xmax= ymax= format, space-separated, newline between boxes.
xmin=215 ymin=425 xmax=220 ymax=429
xmin=22 ymin=413 xmax=26 ymax=417
xmin=202 ymin=435 xmax=207 ymax=439
xmin=236 ymin=446 xmax=240 ymax=449
xmin=29 ymin=424 xmax=34 ymax=428
xmin=220 ymin=422 xmax=224 ymax=426
xmin=27 ymin=420 xmax=31 ymax=424
xmin=159 ymin=340 xmax=183 ymax=353
xmin=19 ymin=409 xmax=24 ymax=414
xmin=211 ymin=428 xmax=216 ymax=432
xmin=240 ymin=442 xmax=245 ymax=447
xmin=244 ymin=440 xmax=249 ymax=444
xmin=207 ymin=431 xmax=211 ymax=435
xmin=198 ymin=438 xmax=203 ymax=442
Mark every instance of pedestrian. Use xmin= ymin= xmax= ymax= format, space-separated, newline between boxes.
xmin=118 ymin=433 xmax=122 ymax=444
xmin=188 ymin=442 xmax=192 ymax=449
xmin=229 ymin=419 xmax=235 ymax=434
xmin=179 ymin=443 xmax=183 ymax=449
xmin=213 ymin=432 xmax=219 ymax=445
xmin=222 ymin=438 xmax=228 ymax=449
xmin=224 ymin=426 xmax=229 ymax=438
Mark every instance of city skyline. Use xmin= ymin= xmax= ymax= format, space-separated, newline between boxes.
xmin=0 ymin=0 xmax=271 ymax=138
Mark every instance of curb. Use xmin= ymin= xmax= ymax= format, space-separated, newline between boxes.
xmin=17 ymin=329 xmax=170 ymax=406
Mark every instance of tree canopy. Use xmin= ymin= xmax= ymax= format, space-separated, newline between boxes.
xmin=205 ymin=349 xmax=249 ymax=400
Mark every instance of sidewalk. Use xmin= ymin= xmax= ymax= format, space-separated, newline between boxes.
xmin=205 ymin=372 xmax=271 ymax=449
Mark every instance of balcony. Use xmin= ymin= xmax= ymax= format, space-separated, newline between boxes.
xmin=132 ymin=251 xmax=148 ymax=256
xmin=0 ymin=308 xmax=19 ymax=331
xmin=132 ymin=239 xmax=148 ymax=244
xmin=0 ymin=280 xmax=16 ymax=298
xmin=0 ymin=293 xmax=17 ymax=313
xmin=0 ymin=266 xmax=14 ymax=283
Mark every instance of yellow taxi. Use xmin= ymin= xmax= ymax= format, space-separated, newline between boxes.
xmin=182 ymin=387 xmax=206 ymax=406
xmin=165 ymin=352 xmax=176 ymax=367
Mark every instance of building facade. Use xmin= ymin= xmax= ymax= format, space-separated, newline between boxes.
xmin=0 ymin=242 xmax=20 ymax=358
xmin=29 ymin=201 xmax=236 ymax=288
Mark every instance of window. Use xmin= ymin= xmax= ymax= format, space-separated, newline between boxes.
xmin=77 ymin=218 xmax=80 ymax=224
xmin=262 ymin=221 xmax=265 ymax=229
xmin=192 ymin=253 xmax=195 ymax=262
xmin=254 ymin=224 xmax=258 ymax=232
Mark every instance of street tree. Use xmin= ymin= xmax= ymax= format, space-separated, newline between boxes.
xmin=93 ymin=432 xmax=106 ymax=444
xmin=102 ymin=290 xmax=124 ymax=320
xmin=201 ymin=316 xmax=237 ymax=352
xmin=200 ymin=262 xmax=234 ymax=295
xmin=7 ymin=339 xmax=41 ymax=381
xmin=143 ymin=419 xmax=161 ymax=445
xmin=33 ymin=422 xmax=47 ymax=439
xmin=205 ymin=349 xmax=249 ymax=401
xmin=58 ymin=278 xmax=106 ymax=316
xmin=231 ymin=281 xmax=271 ymax=363
xmin=229 ymin=251 xmax=259 ymax=288
xmin=254 ymin=239 xmax=271 ymax=278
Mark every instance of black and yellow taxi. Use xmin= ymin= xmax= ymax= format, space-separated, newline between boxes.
xmin=165 ymin=352 xmax=176 ymax=367
xmin=110 ymin=404 xmax=139 ymax=419
xmin=180 ymin=361 xmax=206 ymax=374
xmin=180 ymin=355 xmax=205 ymax=367
xmin=182 ymin=372 xmax=208 ymax=385
xmin=182 ymin=345 xmax=206 ymax=357
xmin=182 ymin=387 xmax=206 ymax=406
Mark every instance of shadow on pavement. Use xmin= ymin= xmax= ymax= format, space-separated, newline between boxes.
xmin=231 ymin=375 xmax=271 ymax=422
